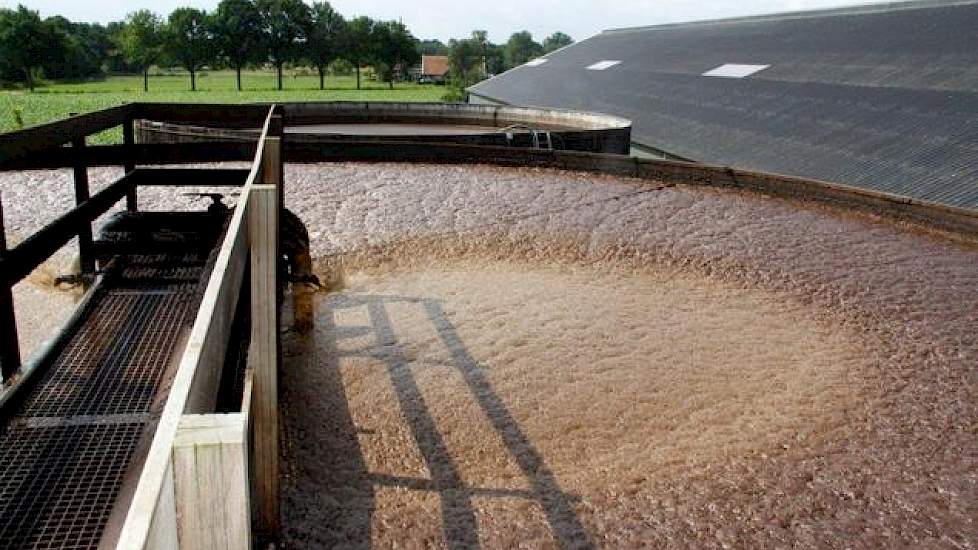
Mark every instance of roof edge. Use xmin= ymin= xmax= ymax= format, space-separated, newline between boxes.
xmin=602 ymin=0 xmax=978 ymax=34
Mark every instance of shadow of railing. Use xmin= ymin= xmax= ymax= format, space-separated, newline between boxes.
xmin=309 ymin=293 xmax=594 ymax=550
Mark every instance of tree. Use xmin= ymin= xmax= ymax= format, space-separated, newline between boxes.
xmin=117 ymin=10 xmax=162 ymax=92
xmin=485 ymin=43 xmax=505 ymax=76
xmin=418 ymin=38 xmax=447 ymax=56
xmin=370 ymin=20 xmax=419 ymax=90
xmin=446 ymin=37 xmax=481 ymax=87
xmin=504 ymin=30 xmax=543 ymax=68
xmin=345 ymin=16 xmax=374 ymax=90
xmin=471 ymin=30 xmax=488 ymax=76
xmin=256 ymin=0 xmax=311 ymax=91
xmin=307 ymin=2 xmax=346 ymax=90
xmin=0 ymin=5 xmax=63 ymax=91
xmin=42 ymin=17 xmax=108 ymax=81
xmin=212 ymin=0 xmax=264 ymax=91
xmin=542 ymin=32 xmax=574 ymax=54
xmin=165 ymin=7 xmax=211 ymax=91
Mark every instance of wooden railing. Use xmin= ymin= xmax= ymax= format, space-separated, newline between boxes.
xmin=112 ymin=104 xmax=282 ymax=550
xmin=0 ymin=102 xmax=270 ymax=386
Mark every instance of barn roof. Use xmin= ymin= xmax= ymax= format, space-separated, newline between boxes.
xmin=468 ymin=0 xmax=978 ymax=208
xmin=422 ymin=55 xmax=450 ymax=77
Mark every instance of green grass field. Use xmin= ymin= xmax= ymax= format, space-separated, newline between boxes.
xmin=0 ymin=70 xmax=446 ymax=143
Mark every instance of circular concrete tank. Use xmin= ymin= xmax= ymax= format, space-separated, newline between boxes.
xmin=273 ymin=161 xmax=978 ymax=548
xmin=3 ymin=154 xmax=976 ymax=548
xmin=134 ymin=102 xmax=633 ymax=154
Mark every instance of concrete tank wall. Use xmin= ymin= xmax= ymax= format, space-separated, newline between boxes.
xmin=135 ymin=102 xmax=632 ymax=155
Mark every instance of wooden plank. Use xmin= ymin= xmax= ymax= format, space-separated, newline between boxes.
xmin=133 ymin=103 xmax=269 ymax=128
xmin=173 ymin=414 xmax=250 ymax=550
xmin=128 ymin=168 xmax=251 ymax=188
xmin=183 ymin=203 xmax=248 ymax=414
xmin=0 ymin=104 xmax=134 ymax=164
xmin=143 ymin=461 xmax=179 ymax=550
xmin=115 ymin=106 xmax=277 ymax=550
xmin=123 ymin=117 xmax=137 ymax=211
xmin=248 ymin=184 xmax=279 ymax=539
xmin=71 ymin=136 xmax=95 ymax=276
xmin=1 ymin=174 xmax=134 ymax=286
xmin=0 ymin=142 xmax=257 ymax=171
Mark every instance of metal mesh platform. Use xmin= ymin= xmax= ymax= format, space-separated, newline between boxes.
xmin=18 ymin=291 xmax=193 ymax=417
xmin=0 ymin=252 xmax=208 ymax=549
xmin=0 ymin=423 xmax=144 ymax=549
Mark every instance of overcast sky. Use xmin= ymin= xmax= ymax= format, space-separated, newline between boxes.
xmin=0 ymin=0 xmax=897 ymax=43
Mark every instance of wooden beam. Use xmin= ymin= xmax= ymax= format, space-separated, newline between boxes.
xmin=0 ymin=193 xmax=20 ymax=381
xmin=0 ymin=104 xmax=133 ymax=165
xmin=132 ymin=103 xmax=269 ymax=128
xmin=123 ymin=116 xmax=137 ymax=211
xmin=128 ymin=168 xmax=251 ymax=188
xmin=249 ymin=183 xmax=280 ymax=539
xmin=116 ymin=105 xmax=279 ymax=550
xmin=172 ymin=414 xmax=251 ymax=550
xmin=0 ymin=142 xmax=258 ymax=171
xmin=1 ymin=174 xmax=134 ymax=286
xmin=71 ymin=135 xmax=95 ymax=276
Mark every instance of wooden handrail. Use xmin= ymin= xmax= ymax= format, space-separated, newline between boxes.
xmin=114 ymin=104 xmax=281 ymax=550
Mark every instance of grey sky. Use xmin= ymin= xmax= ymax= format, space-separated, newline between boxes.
xmin=0 ymin=0 xmax=898 ymax=43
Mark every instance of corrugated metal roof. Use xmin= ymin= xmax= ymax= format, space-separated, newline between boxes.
xmin=469 ymin=0 xmax=978 ymax=208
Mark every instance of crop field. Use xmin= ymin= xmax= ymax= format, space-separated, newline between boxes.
xmin=0 ymin=70 xmax=446 ymax=143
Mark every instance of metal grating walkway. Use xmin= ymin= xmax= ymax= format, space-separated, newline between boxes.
xmin=0 ymin=253 xmax=207 ymax=549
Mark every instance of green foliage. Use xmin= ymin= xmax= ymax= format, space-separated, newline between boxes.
xmin=504 ymin=30 xmax=543 ymax=67
xmin=164 ymin=8 xmax=211 ymax=91
xmin=441 ymin=85 xmax=466 ymax=102
xmin=418 ymin=39 xmax=447 ymax=56
xmin=307 ymin=1 xmax=346 ymax=88
xmin=0 ymin=5 xmax=64 ymax=91
xmin=447 ymin=37 xmax=482 ymax=87
xmin=41 ymin=17 xmax=111 ymax=81
xmin=116 ymin=10 xmax=163 ymax=90
xmin=256 ymin=0 xmax=311 ymax=90
xmin=344 ymin=15 xmax=375 ymax=90
xmin=542 ymin=32 xmax=574 ymax=54
xmin=371 ymin=21 xmax=419 ymax=89
xmin=212 ymin=0 xmax=265 ymax=90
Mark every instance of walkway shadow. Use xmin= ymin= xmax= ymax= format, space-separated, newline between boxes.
xmin=280 ymin=300 xmax=374 ymax=549
xmin=309 ymin=292 xmax=594 ymax=550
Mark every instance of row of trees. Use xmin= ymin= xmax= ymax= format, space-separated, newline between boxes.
xmin=0 ymin=1 xmax=571 ymax=93
xmin=118 ymin=0 xmax=419 ymax=92
xmin=443 ymin=30 xmax=573 ymax=88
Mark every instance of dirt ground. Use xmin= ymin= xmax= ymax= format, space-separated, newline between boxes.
xmin=3 ymin=163 xmax=976 ymax=548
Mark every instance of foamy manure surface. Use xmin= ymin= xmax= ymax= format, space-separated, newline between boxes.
xmin=281 ymin=163 xmax=978 ymax=548
xmin=284 ymin=263 xmax=862 ymax=548
xmin=3 ymin=163 xmax=976 ymax=546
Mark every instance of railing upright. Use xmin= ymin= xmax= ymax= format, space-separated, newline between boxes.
xmin=250 ymin=106 xmax=283 ymax=541
xmin=122 ymin=115 xmax=137 ymax=211
xmin=0 ymin=193 xmax=20 ymax=381
xmin=70 ymin=131 xmax=95 ymax=279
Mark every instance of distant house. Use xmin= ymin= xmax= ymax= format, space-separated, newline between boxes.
xmin=419 ymin=55 xmax=450 ymax=84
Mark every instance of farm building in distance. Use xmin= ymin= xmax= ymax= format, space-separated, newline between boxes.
xmin=468 ymin=0 xmax=978 ymax=208
xmin=419 ymin=55 xmax=450 ymax=83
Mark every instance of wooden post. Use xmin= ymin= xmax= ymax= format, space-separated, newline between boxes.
xmin=249 ymin=131 xmax=280 ymax=538
xmin=269 ymin=110 xmax=285 ymax=214
xmin=0 ymin=193 xmax=20 ymax=381
xmin=123 ymin=116 xmax=137 ymax=211
xmin=172 ymin=414 xmax=251 ymax=550
xmin=71 ymin=133 xmax=95 ymax=277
